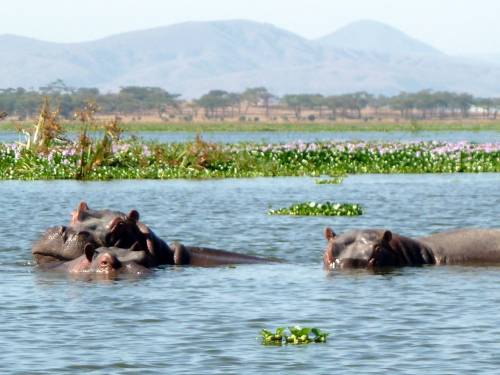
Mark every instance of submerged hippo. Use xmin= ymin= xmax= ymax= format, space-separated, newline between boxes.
xmin=323 ymin=227 xmax=500 ymax=270
xmin=32 ymin=226 xmax=96 ymax=264
xmin=39 ymin=244 xmax=150 ymax=276
xmin=33 ymin=201 xmax=277 ymax=268
xmin=169 ymin=242 xmax=276 ymax=267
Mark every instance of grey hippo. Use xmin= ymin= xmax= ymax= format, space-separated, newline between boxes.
xmin=323 ymin=227 xmax=500 ymax=269
xmin=39 ymin=243 xmax=151 ymax=277
xmin=33 ymin=201 xmax=277 ymax=268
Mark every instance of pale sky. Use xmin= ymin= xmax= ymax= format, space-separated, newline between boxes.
xmin=2 ymin=0 xmax=499 ymax=55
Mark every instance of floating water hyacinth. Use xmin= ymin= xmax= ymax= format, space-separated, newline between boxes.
xmin=315 ymin=176 xmax=345 ymax=184
xmin=268 ymin=201 xmax=363 ymax=216
xmin=1 ymin=140 xmax=499 ymax=180
xmin=260 ymin=326 xmax=329 ymax=346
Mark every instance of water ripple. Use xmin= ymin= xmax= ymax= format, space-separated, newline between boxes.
xmin=1 ymin=175 xmax=500 ymax=374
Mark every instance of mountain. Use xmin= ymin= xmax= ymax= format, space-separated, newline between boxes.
xmin=459 ymin=53 xmax=500 ymax=67
xmin=1 ymin=19 xmax=500 ymax=97
xmin=317 ymin=20 xmax=441 ymax=56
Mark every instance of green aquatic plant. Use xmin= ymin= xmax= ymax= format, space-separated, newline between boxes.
xmin=1 ymin=139 xmax=499 ymax=180
xmin=268 ymin=201 xmax=363 ymax=216
xmin=315 ymin=176 xmax=345 ymax=184
xmin=260 ymin=326 xmax=329 ymax=346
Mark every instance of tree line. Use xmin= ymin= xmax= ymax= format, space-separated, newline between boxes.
xmin=1 ymin=80 xmax=499 ymax=121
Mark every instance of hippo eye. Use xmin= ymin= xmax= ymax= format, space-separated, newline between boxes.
xmin=104 ymin=233 xmax=114 ymax=245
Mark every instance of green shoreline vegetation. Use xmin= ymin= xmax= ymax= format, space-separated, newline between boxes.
xmin=2 ymin=137 xmax=499 ymax=180
xmin=0 ymin=101 xmax=498 ymax=181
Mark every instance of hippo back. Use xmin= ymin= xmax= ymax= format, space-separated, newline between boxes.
xmin=418 ymin=228 xmax=500 ymax=265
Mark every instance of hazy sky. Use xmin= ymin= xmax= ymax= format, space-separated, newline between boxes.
xmin=2 ymin=0 xmax=499 ymax=55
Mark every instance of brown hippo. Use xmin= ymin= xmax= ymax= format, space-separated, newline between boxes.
xmin=323 ymin=227 xmax=500 ymax=270
xmin=39 ymin=244 xmax=151 ymax=276
xmin=33 ymin=201 xmax=278 ymax=268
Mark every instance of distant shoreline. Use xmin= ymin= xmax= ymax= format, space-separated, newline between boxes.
xmin=1 ymin=120 xmax=500 ymax=133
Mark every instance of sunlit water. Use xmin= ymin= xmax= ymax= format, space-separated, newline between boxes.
xmin=1 ymin=174 xmax=500 ymax=374
xmin=1 ymin=130 xmax=499 ymax=144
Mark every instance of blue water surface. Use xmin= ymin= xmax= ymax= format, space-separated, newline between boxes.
xmin=1 ymin=174 xmax=500 ymax=374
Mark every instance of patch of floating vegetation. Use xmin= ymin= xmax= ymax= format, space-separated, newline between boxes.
xmin=268 ymin=201 xmax=363 ymax=216
xmin=315 ymin=176 xmax=345 ymax=184
xmin=260 ymin=326 xmax=329 ymax=346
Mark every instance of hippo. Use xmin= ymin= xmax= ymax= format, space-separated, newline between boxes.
xmin=33 ymin=202 xmax=158 ymax=265
xmin=323 ymin=227 xmax=500 ymax=270
xmin=169 ymin=242 xmax=277 ymax=267
xmin=33 ymin=201 xmax=278 ymax=267
xmin=32 ymin=226 xmax=97 ymax=264
xmin=70 ymin=201 xmax=148 ymax=250
xmin=39 ymin=243 xmax=151 ymax=276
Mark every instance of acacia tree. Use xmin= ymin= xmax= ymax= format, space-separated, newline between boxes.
xmin=196 ymin=90 xmax=231 ymax=118
xmin=282 ymin=94 xmax=317 ymax=119
xmin=241 ymin=87 xmax=275 ymax=116
xmin=117 ymin=86 xmax=180 ymax=117
xmin=227 ymin=92 xmax=242 ymax=117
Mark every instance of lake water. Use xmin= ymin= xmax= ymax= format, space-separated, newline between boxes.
xmin=1 ymin=130 xmax=500 ymax=144
xmin=1 ymin=174 xmax=500 ymax=374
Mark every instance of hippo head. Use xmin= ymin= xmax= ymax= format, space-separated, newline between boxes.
xmin=84 ymin=244 xmax=150 ymax=276
xmin=32 ymin=225 xmax=97 ymax=264
xmin=70 ymin=201 xmax=147 ymax=250
xmin=33 ymin=202 xmax=150 ymax=265
xmin=323 ymin=227 xmax=401 ymax=269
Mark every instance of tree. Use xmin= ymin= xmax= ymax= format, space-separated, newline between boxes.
xmin=196 ymin=90 xmax=231 ymax=118
xmin=241 ymin=87 xmax=275 ymax=117
xmin=40 ymin=79 xmax=74 ymax=95
xmin=281 ymin=94 xmax=317 ymax=119
xmin=117 ymin=86 xmax=180 ymax=116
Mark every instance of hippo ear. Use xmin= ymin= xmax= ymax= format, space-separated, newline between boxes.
xmin=71 ymin=201 xmax=90 ymax=223
xmin=383 ymin=230 xmax=392 ymax=242
xmin=137 ymin=221 xmax=151 ymax=235
xmin=84 ymin=243 xmax=96 ymax=262
xmin=79 ymin=201 xmax=90 ymax=211
xmin=324 ymin=227 xmax=336 ymax=241
xmin=128 ymin=210 xmax=140 ymax=222
xmin=129 ymin=241 xmax=141 ymax=251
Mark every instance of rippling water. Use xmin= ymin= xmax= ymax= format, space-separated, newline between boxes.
xmin=1 ymin=174 xmax=500 ymax=374
xmin=1 ymin=130 xmax=499 ymax=144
